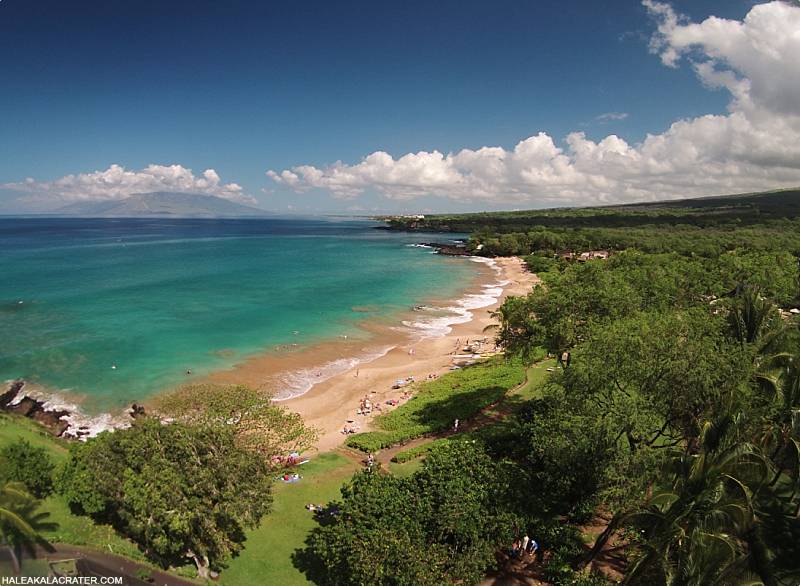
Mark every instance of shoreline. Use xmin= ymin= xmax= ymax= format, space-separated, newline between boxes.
xmin=2 ymin=256 xmax=539 ymax=447
xmin=204 ymin=256 xmax=539 ymax=452
xmin=200 ymin=255 xmax=500 ymax=400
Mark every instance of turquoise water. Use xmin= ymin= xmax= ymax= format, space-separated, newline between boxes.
xmin=0 ymin=217 xmax=475 ymax=411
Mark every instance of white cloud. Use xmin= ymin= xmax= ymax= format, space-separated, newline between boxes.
xmin=3 ymin=164 xmax=255 ymax=205
xmin=595 ymin=112 xmax=629 ymax=123
xmin=267 ymin=1 xmax=800 ymax=206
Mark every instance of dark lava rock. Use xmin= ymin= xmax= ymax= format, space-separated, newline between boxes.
xmin=0 ymin=379 xmax=25 ymax=408
xmin=419 ymin=242 xmax=471 ymax=256
xmin=31 ymin=408 xmax=70 ymax=437
xmin=130 ymin=403 xmax=146 ymax=418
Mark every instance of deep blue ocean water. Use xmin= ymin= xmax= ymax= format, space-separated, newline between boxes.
xmin=0 ymin=217 xmax=475 ymax=411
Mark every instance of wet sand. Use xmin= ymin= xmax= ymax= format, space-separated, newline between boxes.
xmin=205 ymin=257 xmax=540 ymax=452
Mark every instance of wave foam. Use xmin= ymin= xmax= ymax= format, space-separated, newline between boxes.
xmin=400 ymin=257 xmax=507 ymax=339
xmin=3 ymin=380 xmax=132 ymax=440
xmin=272 ymin=345 xmax=396 ymax=401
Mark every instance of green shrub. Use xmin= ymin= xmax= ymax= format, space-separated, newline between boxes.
xmin=391 ymin=439 xmax=451 ymax=463
xmin=0 ymin=439 xmax=55 ymax=498
xmin=345 ymin=431 xmax=409 ymax=453
xmin=524 ymin=254 xmax=558 ymax=274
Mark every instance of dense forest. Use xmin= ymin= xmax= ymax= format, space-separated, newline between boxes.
xmin=299 ymin=188 xmax=800 ymax=584
xmin=381 ymin=188 xmax=800 ymax=258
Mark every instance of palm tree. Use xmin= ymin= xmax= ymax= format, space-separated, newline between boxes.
xmin=622 ymin=414 xmax=776 ymax=586
xmin=727 ymin=285 xmax=782 ymax=347
xmin=0 ymin=482 xmax=56 ymax=574
xmin=727 ymin=287 xmax=800 ymax=508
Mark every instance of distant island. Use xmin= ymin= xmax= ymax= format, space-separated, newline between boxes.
xmin=52 ymin=191 xmax=269 ymax=218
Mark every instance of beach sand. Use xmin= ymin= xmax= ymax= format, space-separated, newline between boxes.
xmin=206 ymin=256 xmax=540 ymax=452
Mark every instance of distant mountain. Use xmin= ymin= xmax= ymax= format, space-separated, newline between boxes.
xmin=55 ymin=192 xmax=267 ymax=218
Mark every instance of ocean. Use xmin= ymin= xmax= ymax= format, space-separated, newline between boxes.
xmin=0 ymin=217 xmax=485 ymax=413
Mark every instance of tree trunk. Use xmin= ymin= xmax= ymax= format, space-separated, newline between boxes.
xmin=575 ymin=512 xmax=622 ymax=571
xmin=189 ymin=551 xmax=211 ymax=580
xmin=6 ymin=544 xmax=21 ymax=575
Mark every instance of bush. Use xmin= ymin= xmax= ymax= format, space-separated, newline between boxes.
xmin=524 ymin=254 xmax=558 ymax=274
xmin=391 ymin=439 xmax=450 ymax=463
xmin=345 ymin=431 xmax=409 ymax=453
xmin=0 ymin=439 xmax=55 ymax=498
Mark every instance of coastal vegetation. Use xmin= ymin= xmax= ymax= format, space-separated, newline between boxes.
xmin=154 ymin=383 xmax=319 ymax=458
xmin=0 ymin=385 xmax=317 ymax=579
xmin=55 ymin=385 xmax=316 ymax=579
xmin=0 ymin=414 xmax=147 ymax=569
xmin=297 ymin=441 xmax=518 ymax=586
xmin=0 ymin=481 xmax=56 ymax=575
xmin=345 ymin=357 xmax=527 ymax=453
xmin=0 ymin=439 xmax=55 ymax=499
xmin=382 ymin=188 xmax=800 ymax=260
xmin=58 ymin=418 xmax=273 ymax=578
xmin=298 ymin=189 xmax=800 ymax=584
xmin=4 ymin=188 xmax=800 ymax=584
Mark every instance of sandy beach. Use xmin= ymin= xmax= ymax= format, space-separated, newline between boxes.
xmin=206 ymin=256 xmax=540 ymax=452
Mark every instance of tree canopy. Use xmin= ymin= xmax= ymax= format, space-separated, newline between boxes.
xmin=58 ymin=418 xmax=273 ymax=577
xmin=0 ymin=439 xmax=55 ymax=498
xmin=153 ymin=383 xmax=318 ymax=458
xmin=299 ymin=442 xmax=519 ymax=586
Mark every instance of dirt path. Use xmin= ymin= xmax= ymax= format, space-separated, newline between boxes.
xmin=578 ymin=512 xmax=628 ymax=581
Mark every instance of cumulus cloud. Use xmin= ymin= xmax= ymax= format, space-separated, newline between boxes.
xmin=267 ymin=1 xmax=800 ymax=206
xmin=3 ymin=164 xmax=255 ymax=205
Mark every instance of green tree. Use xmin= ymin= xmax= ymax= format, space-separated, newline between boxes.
xmin=727 ymin=285 xmax=784 ymax=347
xmin=490 ymin=396 xmax=615 ymax=520
xmin=154 ymin=383 xmax=317 ymax=458
xmin=0 ymin=439 xmax=55 ymax=498
xmin=622 ymin=414 xmax=792 ymax=586
xmin=0 ymin=482 xmax=55 ymax=575
xmin=58 ymin=418 xmax=272 ymax=578
xmin=299 ymin=441 xmax=518 ymax=586
xmin=561 ymin=310 xmax=749 ymax=452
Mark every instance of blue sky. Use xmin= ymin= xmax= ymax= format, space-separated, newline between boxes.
xmin=1 ymin=0 xmax=798 ymax=213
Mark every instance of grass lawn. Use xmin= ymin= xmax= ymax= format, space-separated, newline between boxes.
xmin=346 ymin=357 xmax=527 ymax=452
xmin=388 ymin=358 xmax=557 ymax=465
xmin=0 ymin=414 xmax=69 ymax=464
xmin=387 ymin=458 xmax=424 ymax=478
xmin=513 ymin=359 xmax=555 ymax=400
xmin=0 ymin=414 xmax=145 ymax=563
xmin=218 ymin=451 xmax=359 ymax=586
